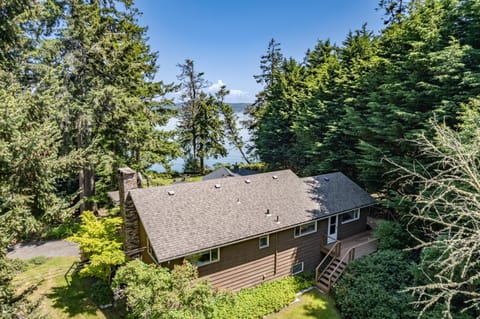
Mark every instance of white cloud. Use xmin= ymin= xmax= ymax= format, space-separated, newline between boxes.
xmin=167 ymin=80 xmax=254 ymax=104
xmin=208 ymin=80 xmax=253 ymax=103
xmin=207 ymin=80 xmax=226 ymax=92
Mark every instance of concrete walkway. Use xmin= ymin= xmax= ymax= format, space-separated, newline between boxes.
xmin=7 ymin=240 xmax=79 ymax=260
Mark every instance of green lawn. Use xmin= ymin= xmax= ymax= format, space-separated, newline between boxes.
xmin=267 ymin=289 xmax=341 ymax=319
xmin=13 ymin=257 xmax=124 ymax=319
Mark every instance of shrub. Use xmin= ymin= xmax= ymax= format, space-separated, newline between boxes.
xmin=374 ymin=220 xmax=414 ymax=251
xmin=89 ymin=280 xmax=113 ymax=305
xmin=44 ymin=220 xmax=80 ymax=239
xmin=28 ymin=256 xmax=47 ymax=266
xmin=68 ymin=210 xmax=125 ymax=282
xmin=332 ymin=250 xmax=415 ymax=319
xmin=213 ymin=273 xmax=313 ymax=319
xmin=113 ymin=260 xmax=216 ymax=319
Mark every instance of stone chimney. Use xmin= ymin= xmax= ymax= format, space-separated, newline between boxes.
xmin=118 ymin=167 xmax=141 ymax=255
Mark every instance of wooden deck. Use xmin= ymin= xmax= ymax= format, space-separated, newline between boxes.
xmin=322 ymin=217 xmax=380 ymax=260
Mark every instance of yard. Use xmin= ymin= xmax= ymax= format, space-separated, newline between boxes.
xmin=267 ymin=289 xmax=341 ymax=319
xmin=13 ymin=257 xmax=340 ymax=319
xmin=13 ymin=256 xmax=123 ymax=319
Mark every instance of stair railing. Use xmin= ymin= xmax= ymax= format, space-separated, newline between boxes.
xmin=326 ymin=237 xmax=378 ymax=290
xmin=315 ymin=237 xmax=341 ymax=283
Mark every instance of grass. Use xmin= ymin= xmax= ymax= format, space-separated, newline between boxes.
xmin=267 ymin=289 xmax=341 ymax=319
xmin=13 ymin=257 xmax=124 ymax=319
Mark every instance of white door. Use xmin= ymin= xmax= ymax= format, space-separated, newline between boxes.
xmin=327 ymin=215 xmax=338 ymax=244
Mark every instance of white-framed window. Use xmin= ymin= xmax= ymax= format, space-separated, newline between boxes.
xmin=292 ymin=262 xmax=304 ymax=275
xmin=294 ymin=221 xmax=317 ymax=238
xmin=341 ymin=209 xmax=360 ymax=224
xmin=187 ymin=248 xmax=220 ymax=267
xmin=259 ymin=235 xmax=269 ymax=249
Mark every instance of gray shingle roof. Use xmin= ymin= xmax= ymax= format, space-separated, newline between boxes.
xmin=202 ymin=167 xmax=258 ymax=181
xmin=128 ymin=170 xmax=375 ymax=263
xmin=302 ymin=172 xmax=376 ymax=215
xmin=201 ymin=167 xmax=238 ymax=180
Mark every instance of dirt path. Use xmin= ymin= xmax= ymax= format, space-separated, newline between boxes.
xmin=7 ymin=240 xmax=79 ymax=260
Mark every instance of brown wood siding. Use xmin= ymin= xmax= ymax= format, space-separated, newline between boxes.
xmin=338 ymin=208 xmax=368 ymax=239
xmin=161 ymin=224 xmax=323 ymax=291
xmin=142 ymin=210 xmax=370 ymax=291
xmin=139 ymin=221 xmax=155 ymax=264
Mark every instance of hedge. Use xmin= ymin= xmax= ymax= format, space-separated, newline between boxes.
xmin=213 ymin=272 xmax=313 ymax=319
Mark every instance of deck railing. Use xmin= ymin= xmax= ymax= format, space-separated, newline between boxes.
xmin=315 ymin=236 xmax=341 ymax=283
xmin=325 ymin=237 xmax=378 ymax=289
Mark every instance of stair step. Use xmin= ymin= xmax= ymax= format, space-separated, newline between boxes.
xmin=316 ymin=281 xmax=329 ymax=292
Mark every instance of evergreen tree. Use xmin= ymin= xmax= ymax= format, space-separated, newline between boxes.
xmin=215 ymin=85 xmax=251 ymax=164
xmin=244 ymin=38 xmax=284 ymax=139
xmin=55 ymin=0 xmax=177 ymax=209
xmin=255 ymin=58 xmax=309 ymax=171
xmin=177 ymin=59 xmax=235 ymax=174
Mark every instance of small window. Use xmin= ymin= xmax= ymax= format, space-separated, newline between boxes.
xmin=259 ymin=235 xmax=269 ymax=249
xmin=187 ymin=248 xmax=220 ymax=267
xmin=292 ymin=262 xmax=304 ymax=275
xmin=341 ymin=209 xmax=360 ymax=224
xmin=294 ymin=221 xmax=317 ymax=238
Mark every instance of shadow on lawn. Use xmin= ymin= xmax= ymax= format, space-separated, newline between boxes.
xmin=46 ymin=274 xmax=124 ymax=319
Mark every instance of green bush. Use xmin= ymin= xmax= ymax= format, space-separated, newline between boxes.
xmin=213 ymin=273 xmax=313 ymax=319
xmin=28 ymin=256 xmax=47 ymax=266
xmin=331 ymin=250 xmax=415 ymax=319
xmin=374 ymin=220 xmax=414 ymax=251
xmin=43 ymin=220 xmax=80 ymax=240
xmin=89 ymin=280 xmax=113 ymax=305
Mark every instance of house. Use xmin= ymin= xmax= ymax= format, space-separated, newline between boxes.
xmin=201 ymin=165 xmax=258 ymax=181
xmin=117 ymin=167 xmax=376 ymax=292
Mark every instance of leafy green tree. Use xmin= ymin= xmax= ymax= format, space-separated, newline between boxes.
xmin=112 ymin=259 xmax=216 ymax=319
xmin=68 ymin=210 xmax=125 ymax=282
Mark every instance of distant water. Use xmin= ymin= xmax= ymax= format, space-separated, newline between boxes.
xmin=151 ymin=111 xmax=253 ymax=173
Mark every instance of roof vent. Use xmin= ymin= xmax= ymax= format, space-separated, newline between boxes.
xmin=237 ymin=198 xmax=241 ymax=204
xmin=272 ymin=175 xmax=278 ymax=179
xmin=265 ymin=209 xmax=272 ymax=217
xmin=275 ymin=215 xmax=280 ymax=224
xmin=167 ymin=190 xmax=175 ymax=196
xmin=324 ymin=177 xmax=330 ymax=182
xmin=245 ymin=179 xmax=251 ymax=184
xmin=214 ymin=184 xmax=221 ymax=189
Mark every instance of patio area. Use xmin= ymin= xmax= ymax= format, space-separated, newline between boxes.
xmin=322 ymin=217 xmax=380 ymax=260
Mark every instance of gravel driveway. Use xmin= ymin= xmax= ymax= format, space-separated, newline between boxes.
xmin=7 ymin=240 xmax=79 ymax=260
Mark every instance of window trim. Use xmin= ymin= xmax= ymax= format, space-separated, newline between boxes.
xmin=187 ymin=248 xmax=220 ymax=267
xmin=259 ymin=235 xmax=269 ymax=249
xmin=292 ymin=262 xmax=304 ymax=275
xmin=341 ymin=209 xmax=360 ymax=224
xmin=294 ymin=221 xmax=317 ymax=238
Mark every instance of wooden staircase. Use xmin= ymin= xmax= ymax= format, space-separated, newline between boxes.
xmin=316 ymin=257 xmax=347 ymax=292
xmin=315 ymin=236 xmax=378 ymax=293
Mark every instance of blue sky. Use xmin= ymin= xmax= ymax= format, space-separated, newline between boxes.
xmin=134 ymin=0 xmax=385 ymax=103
